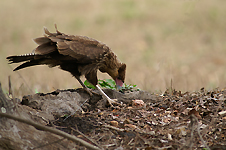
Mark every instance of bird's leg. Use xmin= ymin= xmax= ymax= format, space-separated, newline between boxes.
xmin=75 ymin=76 xmax=93 ymax=96
xmin=96 ymin=85 xmax=118 ymax=107
xmin=75 ymin=76 xmax=98 ymax=96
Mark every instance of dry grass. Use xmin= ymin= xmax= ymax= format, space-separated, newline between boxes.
xmin=1 ymin=0 xmax=226 ymax=98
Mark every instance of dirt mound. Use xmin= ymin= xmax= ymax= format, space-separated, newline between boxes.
xmin=0 ymin=85 xmax=226 ymax=149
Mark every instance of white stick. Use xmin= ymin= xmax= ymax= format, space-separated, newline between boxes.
xmin=96 ymin=85 xmax=114 ymax=107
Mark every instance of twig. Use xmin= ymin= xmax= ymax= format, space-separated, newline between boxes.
xmin=8 ymin=76 xmax=20 ymax=115
xmin=0 ymin=83 xmax=14 ymax=113
xmin=8 ymin=76 xmax=12 ymax=98
xmin=0 ymin=112 xmax=100 ymax=150
xmin=137 ymin=133 xmax=148 ymax=147
xmin=189 ymin=116 xmax=195 ymax=150
xmin=63 ymin=98 xmax=89 ymax=121
xmin=127 ymin=138 xmax=134 ymax=146
xmin=71 ymin=126 xmax=103 ymax=149
xmin=102 ymin=143 xmax=115 ymax=148
xmin=102 ymin=124 xmax=125 ymax=132
xmin=97 ymin=134 xmax=105 ymax=142
xmin=192 ymin=114 xmax=211 ymax=150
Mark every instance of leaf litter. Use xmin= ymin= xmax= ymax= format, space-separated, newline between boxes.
xmin=45 ymin=87 xmax=226 ymax=149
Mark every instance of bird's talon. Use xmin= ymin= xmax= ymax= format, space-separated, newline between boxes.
xmin=81 ymin=88 xmax=93 ymax=96
xmin=106 ymin=98 xmax=120 ymax=107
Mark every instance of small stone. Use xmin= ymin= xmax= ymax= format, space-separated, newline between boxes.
xmin=110 ymin=121 xmax=118 ymax=127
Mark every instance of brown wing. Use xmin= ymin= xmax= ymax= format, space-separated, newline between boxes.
xmin=33 ymin=27 xmax=111 ymax=64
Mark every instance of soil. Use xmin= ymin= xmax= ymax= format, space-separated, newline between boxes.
xmin=0 ymin=87 xmax=226 ymax=150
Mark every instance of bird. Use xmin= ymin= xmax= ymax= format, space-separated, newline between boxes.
xmin=6 ymin=25 xmax=126 ymax=106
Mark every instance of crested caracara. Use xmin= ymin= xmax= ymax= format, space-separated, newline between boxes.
xmin=6 ymin=25 xmax=126 ymax=106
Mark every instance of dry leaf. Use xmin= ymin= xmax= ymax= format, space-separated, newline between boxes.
xmin=132 ymin=100 xmax=145 ymax=108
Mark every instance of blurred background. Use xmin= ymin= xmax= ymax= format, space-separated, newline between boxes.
xmin=1 ymin=0 xmax=226 ymax=98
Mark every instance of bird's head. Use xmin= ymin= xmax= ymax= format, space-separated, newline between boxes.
xmin=98 ymin=51 xmax=126 ymax=89
xmin=103 ymin=63 xmax=126 ymax=89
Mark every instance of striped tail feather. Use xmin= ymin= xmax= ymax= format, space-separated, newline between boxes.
xmin=6 ymin=55 xmax=36 ymax=64
xmin=6 ymin=53 xmax=46 ymax=71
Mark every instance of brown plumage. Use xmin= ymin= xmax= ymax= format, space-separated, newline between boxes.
xmin=7 ymin=25 xmax=126 ymax=106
